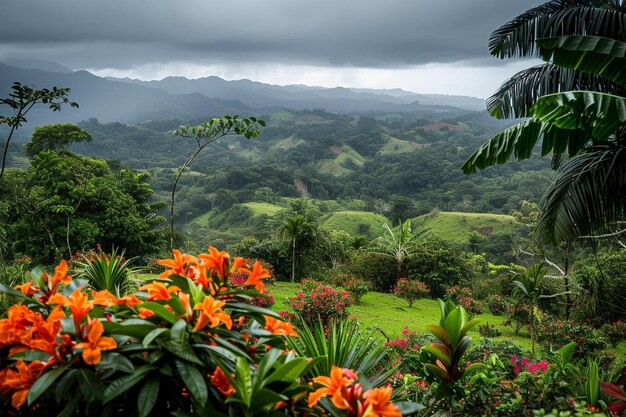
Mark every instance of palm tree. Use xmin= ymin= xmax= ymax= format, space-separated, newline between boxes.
xmin=369 ymin=219 xmax=429 ymax=278
xmin=512 ymin=263 xmax=549 ymax=355
xmin=281 ymin=215 xmax=308 ymax=282
xmin=463 ymin=0 xmax=626 ymax=244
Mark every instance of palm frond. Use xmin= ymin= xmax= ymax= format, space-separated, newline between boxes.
xmin=532 ymin=91 xmax=626 ymax=140
xmin=538 ymin=145 xmax=626 ymax=243
xmin=490 ymin=1 xmax=626 ymax=59
xmin=487 ymin=63 xmax=624 ymax=119
xmin=538 ymin=36 xmax=626 ymax=89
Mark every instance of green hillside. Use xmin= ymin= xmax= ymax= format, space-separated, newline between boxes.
xmin=378 ymin=133 xmax=419 ymax=155
xmin=240 ymin=202 xmax=285 ymax=216
xmin=318 ymin=145 xmax=366 ymax=176
xmin=412 ymin=211 xmax=520 ymax=243
xmin=322 ymin=210 xmax=388 ymax=236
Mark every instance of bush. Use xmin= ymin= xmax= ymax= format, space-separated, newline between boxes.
xmin=299 ymin=277 xmax=323 ymax=293
xmin=601 ymin=320 xmax=626 ymax=346
xmin=0 ymin=247 xmax=311 ymax=416
xmin=486 ymin=294 xmax=508 ymax=315
xmin=466 ymin=339 xmax=528 ymax=366
xmin=444 ymin=285 xmax=483 ymax=314
xmin=347 ymin=252 xmax=397 ymax=292
xmin=536 ymin=318 xmax=608 ymax=359
xmin=478 ymin=322 xmax=502 ymax=338
xmin=386 ymin=326 xmax=423 ymax=374
xmin=393 ymin=278 xmax=429 ymax=307
xmin=342 ymin=277 xmax=371 ymax=303
xmin=288 ymin=285 xmax=352 ymax=325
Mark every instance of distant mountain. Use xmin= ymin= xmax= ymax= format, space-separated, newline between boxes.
xmin=0 ymin=63 xmax=256 ymax=126
xmin=111 ymin=75 xmax=486 ymax=113
xmin=1 ymin=59 xmax=74 ymax=74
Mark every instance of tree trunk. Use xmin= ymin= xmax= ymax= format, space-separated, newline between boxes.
xmin=291 ymin=238 xmax=296 ymax=283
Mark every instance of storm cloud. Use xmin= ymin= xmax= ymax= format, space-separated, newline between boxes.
xmin=1 ymin=0 xmax=544 ymax=70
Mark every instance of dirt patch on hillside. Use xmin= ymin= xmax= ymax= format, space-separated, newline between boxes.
xmin=294 ymin=178 xmax=310 ymax=197
xmin=329 ymin=145 xmax=342 ymax=154
xmin=410 ymin=142 xmax=429 ymax=149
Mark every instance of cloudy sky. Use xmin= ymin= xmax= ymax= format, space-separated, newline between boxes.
xmin=0 ymin=0 xmax=544 ymax=98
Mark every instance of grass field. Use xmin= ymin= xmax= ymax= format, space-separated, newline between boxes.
xmin=378 ymin=134 xmax=417 ymax=155
xmin=268 ymin=282 xmax=532 ymax=349
xmin=321 ymin=211 xmax=388 ymax=236
xmin=318 ymin=145 xmax=365 ymax=176
xmin=412 ymin=211 xmax=520 ymax=243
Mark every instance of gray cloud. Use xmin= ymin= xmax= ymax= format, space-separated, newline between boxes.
xmin=0 ymin=0 xmax=544 ymax=70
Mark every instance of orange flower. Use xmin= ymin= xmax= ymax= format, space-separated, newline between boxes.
xmin=14 ymin=281 xmax=39 ymax=296
xmin=209 ymin=366 xmax=235 ymax=396
xmin=138 ymin=282 xmax=181 ymax=301
xmin=178 ymin=292 xmax=192 ymax=318
xmin=238 ymin=260 xmax=271 ymax=291
xmin=74 ymin=318 xmax=117 ymax=365
xmin=138 ymin=308 xmax=155 ymax=319
xmin=192 ymin=295 xmax=232 ymax=331
xmin=308 ymin=366 xmax=358 ymax=409
xmin=2 ymin=360 xmax=46 ymax=409
xmin=115 ymin=294 xmax=142 ymax=307
xmin=49 ymin=259 xmax=72 ymax=289
xmin=66 ymin=288 xmax=93 ymax=332
xmin=91 ymin=290 xmax=117 ymax=307
xmin=198 ymin=246 xmax=245 ymax=280
xmin=362 ymin=386 xmax=401 ymax=417
xmin=45 ymin=293 xmax=66 ymax=306
xmin=263 ymin=315 xmax=298 ymax=337
xmin=157 ymin=249 xmax=198 ymax=278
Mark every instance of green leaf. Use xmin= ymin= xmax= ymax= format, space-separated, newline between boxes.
xmin=162 ymin=341 xmax=203 ymax=365
xmin=463 ymin=363 xmax=487 ymax=377
xmin=422 ymin=343 xmax=452 ymax=367
xmin=137 ymin=378 xmax=160 ymax=417
xmin=143 ymin=328 xmax=169 ymax=347
xmin=395 ymin=401 xmax=426 ymax=415
xmin=170 ymin=319 xmax=188 ymax=342
xmin=233 ymin=357 xmax=253 ymax=406
xmin=538 ymin=36 xmax=626 ymax=89
xmin=559 ymin=342 xmax=578 ymax=365
xmin=250 ymin=388 xmax=287 ymax=410
xmin=425 ymin=324 xmax=451 ymax=346
xmin=103 ymin=365 xmax=153 ymax=404
xmin=175 ymin=360 xmax=208 ymax=407
xmin=0 ymin=282 xmax=31 ymax=300
xmin=27 ymin=365 xmax=68 ymax=405
xmin=424 ymin=363 xmax=449 ymax=381
xmin=9 ymin=351 xmax=51 ymax=362
xmin=139 ymin=301 xmax=178 ymax=324
xmin=460 ymin=318 xmax=481 ymax=339
xmin=263 ymin=357 xmax=309 ymax=385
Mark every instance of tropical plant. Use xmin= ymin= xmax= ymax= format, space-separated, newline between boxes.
xmin=281 ymin=215 xmax=308 ymax=282
xmin=512 ymin=263 xmax=549 ymax=355
xmin=369 ymin=220 xmax=429 ymax=278
xmin=168 ymin=116 xmax=264 ymax=249
xmin=288 ymin=318 xmax=397 ymax=387
xmin=0 ymin=247 xmax=315 ymax=416
xmin=75 ymin=246 xmax=141 ymax=297
xmin=342 ymin=277 xmax=371 ymax=303
xmin=421 ymin=299 xmax=485 ymax=398
xmin=462 ymin=0 xmax=626 ymax=244
xmin=393 ymin=278 xmax=429 ymax=307
xmin=602 ymin=366 xmax=626 ymax=415
xmin=0 ymin=82 xmax=78 ymax=181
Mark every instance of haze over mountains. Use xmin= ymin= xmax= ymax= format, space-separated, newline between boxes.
xmin=0 ymin=60 xmax=486 ymax=127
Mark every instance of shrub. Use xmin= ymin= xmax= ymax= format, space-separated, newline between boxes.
xmin=479 ymin=322 xmax=502 ymax=338
xmin=486 ymin=294 xmax=508 ymax=315
xmin=466 ymin=339 xmax=528 ymax=367
xmin=75 ymin=246 xmax=140 ymax=297
xmin=0 ymin=255 xmax=31 ymax=315
xmin=288 ymin=285 xmax=352 ymax=325
xmin=536 ymin=318 xmax=608 ymax=359
xmin=393 ymin=278 xmax=429 ymax=307
xmin=444 ymin=285 xmax=483 ymax=314
xmin=343 ymin=277 xmax=371 ymax=303
xmin=386 ymin=326 xmax=423 ymax=374
xmin=510 ymin=355 xmax=549 ymax=376
xmin=0 ymin=247 xmax=312 ymax=416
xmin=299 ymin=277 xmax=323 ymax=293
xmin=601 ymin=320 xmax=626 ymax=346
xmin=326 ymin=272 xmax=353 ymax=287
xmin=347 ymin=252 xmax=397 ymax=292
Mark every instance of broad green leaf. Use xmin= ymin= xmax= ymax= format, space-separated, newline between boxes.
xmin=9 ymin=351 xmax=51 ymax=362
xmin=0 ymin=282 xmax=31 ymax=300
xmin=263 ymin=357 xmax=309 ymax=385
xmin=425 ymin=324 xmax=451 ymax=346
xmin=460 ymin=318 xmax=481 ymax=339
xmin=538 ymin=36 xmax=626 ymax=89
xmin=233 ymin=357 xmax=253 ymax=406
xmin=424 ymin=363 xmax=449 ymax=381
xmin=139 ymin=301 xmax=177 ymax=324
xmin=143 ymin=328 xmax=169 ymax=347
xmin=422 ymin=343 xmax=452 ymax=367
xmin=137 ymin=378 xmax=160 ymax=417
xmin=462 ymin=363 xmax=487 ymax=378
xmin=27 ymin=365 xmax=68 ymax=405
xmin=250 ymin=388 xmax=287 ymax=410
xmin=103 ymin=365 xmax=153 ymax=404
xmin=559 ymin=342 xmax=578 ymax=365
xmin=162 ymin=341 xmax=203 ymax=365
xmin=175 ymin=360 xmax=208 ymax=407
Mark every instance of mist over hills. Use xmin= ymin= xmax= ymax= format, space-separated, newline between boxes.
xmin=0 ymin=61 xmax=485 ymax=129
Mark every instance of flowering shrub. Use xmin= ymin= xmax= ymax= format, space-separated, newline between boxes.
xmin=288 ymin=285 xmax=352 ymax=325
xmin=343 ymin=277 xmax=371 ymax=303
xmin=510 ymin=355 xmax=550 ymax=376
xmin=536 ymin=318 xmax=608 ymax=359
xmin=327 ymin=272 xmax=353 ymax=287
xmin=300 ymin=277 xmax=323 ymax=293
xmin=444 ymin=286 xmax=483 ymax=314
xmin=393 ymin=278 xmax=429 ymax=307
xmin=0 ymin=247 xmax=310 ymax=416
xmin=386 ymin=326 xmax=422 ymax=374
xmin=486 ymin=294 xmax=508 ymax=315
xmin=601 ymin=320 xmax=626 ymax=346
xmin=230 ymin=268 xmax=275 ymax=309
xmin=478 ymin=322 xmax=502 ymax=338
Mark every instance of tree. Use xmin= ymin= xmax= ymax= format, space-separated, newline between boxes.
xmin=512 ymin=263 xmax=549 ymax=355
xmin=25 ymin=123 xmax=92 ymax=157
xmin=462 ymin=1 xmax=626 ymax=244
xmin=281 ymin=215 xmax=308 ymax=283
xmin=369 ymin=219 xmax=429 ymax=279
xmin=0 ymin=82 xmax=78 ymax=181
xmin=168 ymin=116 xmax=264 ymax=249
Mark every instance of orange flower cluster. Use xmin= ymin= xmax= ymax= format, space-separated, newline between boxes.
xmin=308 ymin=366 xmax=401 ymax=417
xmin=209 ymin=366 xmax=236 ymax=396
xmin=263 ymin=315 xmax=298 ymax=337
xmin=0 ymin=360 xmax=46 ymax=409
xmin=0 ymin=305 xmax=64 ymax=356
